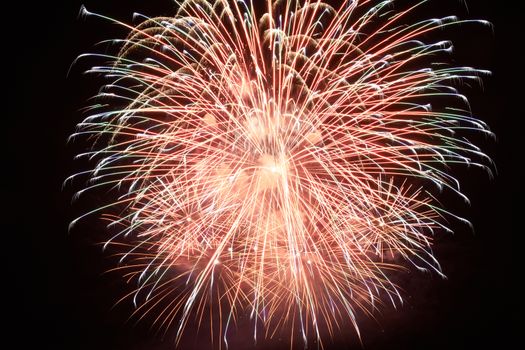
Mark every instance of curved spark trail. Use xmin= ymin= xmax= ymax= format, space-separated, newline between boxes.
xmin=69 ymin=0 xmax=492 ymax=347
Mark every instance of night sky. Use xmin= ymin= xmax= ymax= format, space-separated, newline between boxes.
xmin=9 ymin=1 xmax=518 ymax=349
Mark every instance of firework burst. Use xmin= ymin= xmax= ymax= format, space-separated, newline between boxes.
xmin=69 ymin=0 xmax=492 ymax=347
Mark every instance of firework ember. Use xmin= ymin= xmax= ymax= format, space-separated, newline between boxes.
xmin=69 ymin=0 xmax=492 ymax=347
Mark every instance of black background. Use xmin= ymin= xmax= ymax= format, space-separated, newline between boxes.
xmin=9 ymin=0 xmax=519 ymax=349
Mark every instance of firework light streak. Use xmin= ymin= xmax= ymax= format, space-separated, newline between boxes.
xmin=69 ymin=0 xmax=492 ymax=347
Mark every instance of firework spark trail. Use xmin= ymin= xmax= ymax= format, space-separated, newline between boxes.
xmin=69 ymin=0 xmax=492 ymax=347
